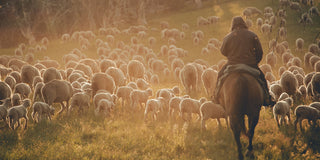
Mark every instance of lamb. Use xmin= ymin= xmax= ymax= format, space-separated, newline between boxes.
xmin=273 ymin=97 xmax=293 ymax=127
xmin=168 ymin=95 xmax=190 ymax=119
xmin=21 ymin=65 xmax=40 ymax=88
xmin=13 ymin=83 xmax=31 ymax=99
xmin=127 ymin=60 xmax=145 ymax=81
xmin=201 ymin=68 xmax=218 ymax=98
xmin=130 ymin=88 xmax=153 ymax=110
xmin=116 ymin=86 xmax=133 ymax=108
xmin=69 ymin=89 xmax=91 ymax=114
xmin=91 ymin=73 xmax=116 ymax=97
xmin=43 ymin=67 xmax=62 ymax=83
xmin=106 ymin=67 xmax=126 ymax=87
xmin=4 ymin=75 xmax=16 ymax=90
xmin=179 ymin=97 xmax=206 ymax=122
xmin=41 ymin=79 xmax=73 ymax=115
xmin=93 ymin=91 xmax=117 ymax=108
xmin=11 ymin=93 xmax=21 ymax=106
xmin=280 ymin=71 xmax=298 ymax=96
xmin=200 ymin=101 xmax=228 ymax=130
xmin=31 ymin=102 xmax=55 ymax=123
xmin=144 ymin=97 xmax=166 ymax=121
xmin=155 ymin=88 xmax=175 ymax=111
xmin=0 ymin=98 xmax=11 ymax=125
xmin=136 ymin=78 xmax=150 ymax=90
xmin=180 ymin=63 xmax=198 ymax=94
xmin=294 ymin=105 xmax=320 ymax=131
xmin=94 ymin=99 xmax=115 ymax=117
xmin=270 ymin=84 xmax=283 ymax=100
xmin=8 ymin=99 xmax=31 ymax=130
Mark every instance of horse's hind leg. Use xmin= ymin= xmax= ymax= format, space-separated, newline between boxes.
xmin=230 ymin=116 xmax=243 ymax=160
xmin=246 ymin=114 xmax=259 ymax=158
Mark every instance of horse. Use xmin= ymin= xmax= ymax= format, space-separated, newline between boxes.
xmin=218 ymin=72 xmax=264 ymax=160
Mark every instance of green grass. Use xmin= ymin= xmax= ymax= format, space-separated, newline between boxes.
xmin=1 ymin=0 xmax=320 ymax=159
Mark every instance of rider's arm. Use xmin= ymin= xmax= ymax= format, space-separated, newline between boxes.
xmin=253 ymin=36 xmax=263 ymax=63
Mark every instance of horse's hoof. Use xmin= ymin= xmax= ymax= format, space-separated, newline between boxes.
xmin=245 ymin=150 xmax=254 ymax=159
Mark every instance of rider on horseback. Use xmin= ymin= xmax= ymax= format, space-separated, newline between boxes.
xmin=214 ymin=16 xmax=276 ymax=107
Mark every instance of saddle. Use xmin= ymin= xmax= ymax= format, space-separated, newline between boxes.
xmin=214 ymin=64 xmax=265 ymax=102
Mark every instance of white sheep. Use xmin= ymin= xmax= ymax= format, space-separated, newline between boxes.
xmin=116 ymin=86 xmax=133 ymax=108
xmin=93 ymin=91 xmax=117 ymax=109
xmin=295 ymin=38 xmax=304 ymax=52
xmin=168 ymin=95 xmax=190 ymax=119
xmin=13 ymin=83 xmax=31 ymax=99
xmin=280 ymin=71 xmax=298 ymax=96
xmin=261 ymin=23 xmax=272 ymax=36
xmin=94 ymin=99 xmax=115 ymax=117
xmin=294 ymin=105 xmax=320 ymax=131
xmin=43 ymin=67 xmax=62 ymax=83
xmin=127 ymin=60 xmax=145 ymax=81
xmin=99 ymin=59 xmax=116 ymax=73
xmin=200 ymin=101 xmax=228 ymax=130
xmin=21 ymin=65 xmax=40 ymax=88
xmin=69 ymin=89 xmax=91 ymax=114
xmin=144 ymin=97 xmax=166 ymax=122
xmin=8 ymin=99 xmax=31 ymax=130
xmin=31 ymin=102 xmax=55 ymax=123
xmin=180 ymin=63 xmax=198 ymax=94
xmin=273 ymin=97 xmax=293 ymax=127
xmin=201 ymin=68 xmax=218 ymax=98
xmin=91 ymin=73 xmax=116 ymax=97
xmin=179 ymin=97 xmax=206 ymax=122
xmin=106 ymin=67 xmax=126 ymax=88
xmin=130 ymin=88 xmax=153 ymax=110
xmin=136 ymin=78 xmax=150 ymax=90
xmin=41 ymin=79 xmax=73 ymax=115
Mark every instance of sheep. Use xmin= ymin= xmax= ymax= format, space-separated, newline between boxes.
xmin=266 ymin=72 xmax=276 ymax=83
xmin=13 ymin=83 xmax=31 ymax=99
xmin=259 ymin=64 xmax=272 ymax=74
xmin=0 ymin=81 xmax=12 ymax=101
xmin=201 ymin=68 xmax=218 ymax=98
xmin=38 ymin=60 xmax=60 ymax=69
xmin=309 ymin=55 xmax=320 ymax=69
xmin=127 ymin=60 xmax=145 ymax=81
xmin=200 ymin=101 xmax=228 ymax=130
xmin=43 ymin=67 xmax=62 ymax=83
xmin=0 ymin=67 xmax=12 ymax=79
xmin=180 ymin=63 xmax=198 ymax=94
xmin=280 ymin=71 xmax=298 ymax=96
xmin=41 ymin=80 xmax=73 ymax=115
xmin=106 ymin=67 xmax=126 ymax=88
xmin=93 ymin=91 xmax=117 ymax=109
xmin=261 ymin=24 xmax=272 ymax=35
xmin=309 ymin=6 xmax=319 ymax=16
xmin=308 ymin=44 xmax=319 ymax=55
xmin=32 ymin=82 xmax=44 ymax=102
xmin=95 ymin=99 xmax=115 ymax=117
xmin=278 ymin=92 xmax=289 ymax=101
xmin=0 ymin=98 xmax=11 ymax=125
xmin=100 ymin=59 xmax=117 ymax=73
xmin=4 ymin=75 xmax=16 ymax=90
xmin=32 ymin=76 xmax=42 ymax=90
xmin=295 ymin=38 xmax=304 ymax=52
xmin=266 ymin=52 xmax=277 ymax=68
xmin=9 ymin=71 xmax=21 ymax=83
xmin=8 ymin=59 xmax=27 ymax=70
xmin=127 ymin=82 xmax=138 ymax=89
xmin=278 ymin=27 xmax=287 ymax=40
xmin=116 ymin=86 xmax=133 ymax=108
xmin=136 ymin=78 xmax=150 ymax=90
xmin=270 ymin=84 xmax=283 ymax=101
xmin=91 ymin=73 xmax=116 ymax=97
xmin=144 ymin=97 xmax=166 ymax=121
xmin=20 ymin=65 xmax=40 ymax=89
xmin=130 ymin=88 xmax=153 ymax=110
xmin=11 ymin=93 xmax=21 ymax=106
xmin=273 ymin=97 xmax=293 ymax=127
xmin=294 ymin=105 xmax=320 ymax=131
xmin=168 ymin=95 xmax=190 ymax=119
xmin=31 ymin=102 xmax=55 ymax=123
xmin=309 ymin=102 xmax=320 ymax=111
xmin=289 ymin=2 xmax=301 ymax=11
xmin=8 ymin=99 xmax=31 ymax=130
xmin=179 ymin=97 xmax=206 ymax=122
xmin=69 ymin=89 xmax=91 ymax=114
xmin=150 ymin=74 xmax=159 ymax=85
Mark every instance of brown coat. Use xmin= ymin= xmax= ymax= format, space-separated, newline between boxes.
xmin=220 ymin=28 xmax=263 ymax=67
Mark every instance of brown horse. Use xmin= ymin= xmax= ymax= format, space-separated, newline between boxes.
xmin=218 ymin=72 xmax=264 ymax=160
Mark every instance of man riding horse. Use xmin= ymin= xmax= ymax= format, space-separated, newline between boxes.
xmin=214 ymin=16 xmax=276 ymax=107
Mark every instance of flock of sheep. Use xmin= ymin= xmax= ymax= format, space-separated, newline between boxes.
xmin=0 ymin=0 xmax=319 ymax=139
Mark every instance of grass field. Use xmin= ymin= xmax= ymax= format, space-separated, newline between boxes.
xmin=1 ymin=0 xmax=320 ymax=159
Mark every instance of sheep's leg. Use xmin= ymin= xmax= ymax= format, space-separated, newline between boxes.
xmin=217 ymin=118 xmax=221 ymax=126
xmin=299 ymin=119 xmax=303 ymax=132
xmin=24 ymin=116 xmax=28 ymax=129
xmin=225 ymin=117 xmax=229 ymax=128
xmin=17 ymin=119 xmax=21 ymax=129
xmin=287 ymin=113 xmax=291 ymax=124
xmin=201 ymin=117 xmax=207 ymax=130
xmin=58 ymin=103 xmax=65 ymax=115
xmin=275 ymin=115 xmax=280 ymax=127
